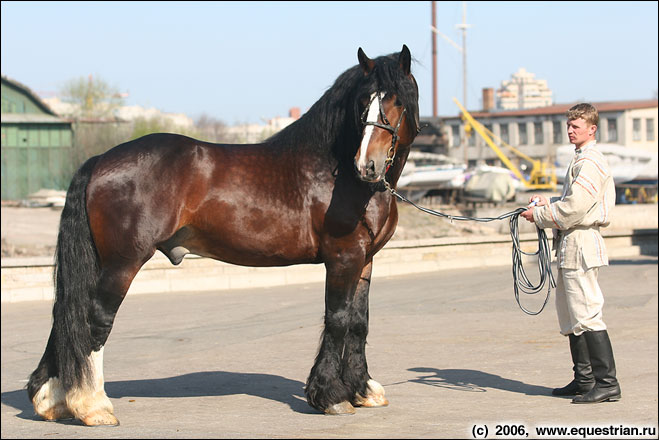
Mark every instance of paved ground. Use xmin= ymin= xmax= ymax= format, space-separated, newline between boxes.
xmin=1 ymin=256 xmax=657 ymax=439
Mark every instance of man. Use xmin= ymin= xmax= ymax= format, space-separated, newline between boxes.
xmin=521 ymin=103 xmax=621 ymax=404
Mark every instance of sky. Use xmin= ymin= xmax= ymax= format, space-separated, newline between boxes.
xmin=2 ymin=1 xmax=658 ymax=125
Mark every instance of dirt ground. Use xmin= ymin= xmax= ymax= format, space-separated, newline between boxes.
xmin=1 ymin=206 xmax=63 ymax=257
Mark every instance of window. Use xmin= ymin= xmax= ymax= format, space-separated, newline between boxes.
xmin=500 ymin=123 xmax=509 ymax=144
xmin=451 ymin=124 xmax=460 ymax=147
xmin=552 ymin=120 xmax=563 ymax=144
xmin=518 ymin=123 xmax=528 ymax=145
xmin=484 ymin=124 xmax=493 ymax=145
xmin=633 ymin=118 xmax=642 ymax=141
xmin=607 ymin=118 xmax=617 ymax=142
xmin=534 ymin=122 xmax=543 ymax=145
xmin=646 ymin=118 xmax=655 ymax=141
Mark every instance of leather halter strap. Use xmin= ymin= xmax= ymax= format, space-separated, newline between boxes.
xmin=360 ymin=92 xmax=407 ymax=171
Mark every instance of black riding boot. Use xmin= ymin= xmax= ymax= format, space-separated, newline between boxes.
xmin=572 ymin=330 xmax=621 ymax=404
xmin=552 ymin=333 xmax=595 ymax=396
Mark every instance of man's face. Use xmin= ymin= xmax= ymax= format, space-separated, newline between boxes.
xmin=567 ymin=117 xmax=596 ymax=148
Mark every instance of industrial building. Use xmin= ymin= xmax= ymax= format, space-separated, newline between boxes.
xmin=416 ymin=98 xmax=658 ymax=168
xmin=1 ymin=76 xmax=74 ymax=200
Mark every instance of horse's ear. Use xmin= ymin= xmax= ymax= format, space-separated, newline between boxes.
xmin=399 ymin=44 xmax=411 ymax=76
xmin=358 ymin=47 xmax=375 ymax=75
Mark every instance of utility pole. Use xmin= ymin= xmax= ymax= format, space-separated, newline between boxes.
xmin=430 ymin=1 xmax=471 ymax=110
xmin=456 ymin=1 xmax=471 ymax=110
xmin=431 ymin=1 xmax=438 ymax=117
xmin=431 ymin=2 xmax=471 ymax=166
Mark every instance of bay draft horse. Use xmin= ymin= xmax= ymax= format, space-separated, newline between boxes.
xmin=27 ymin=45 xmax=420 ymax=425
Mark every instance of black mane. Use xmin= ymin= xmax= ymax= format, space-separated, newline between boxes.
xmin=268 ymin=49 xmax=419 ymax=167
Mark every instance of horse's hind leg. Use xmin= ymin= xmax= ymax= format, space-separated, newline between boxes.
xmin=30 ymin=260 xmax=143 ymax=426
xmin=29 ymin=334 xmax=74 ymax=421
xmin=346 ymin=260 xmax=388 ymax=408
xmin=67 ymin=262 xmax=143 ymax=426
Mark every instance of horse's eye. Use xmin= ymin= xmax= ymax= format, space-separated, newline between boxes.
xmin=394 ymin=98 xmax=403 ymax=107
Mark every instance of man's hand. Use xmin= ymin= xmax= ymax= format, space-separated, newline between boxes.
xmin=521 ymin=207 xmax=535 ymax=223
xmin=528 ymin=194 xmax=549 ymax=207
xmin=520 ymin=194 xmax=549 ymax=223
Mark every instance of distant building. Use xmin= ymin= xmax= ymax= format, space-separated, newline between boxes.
xmin=496 ymin=68 xmax=553 ymax=110
xmin=43 ymin=96 xmax=195 ymax=129
xmin=224 ymin=107 xmax=302 ymax=144
xmin=434 ymin=99 xmax=658 ymax=170
xmin=1 ymin=76 xmax=74 ymax=200
xmin=114 ymin=105 xmax=194 ymax=129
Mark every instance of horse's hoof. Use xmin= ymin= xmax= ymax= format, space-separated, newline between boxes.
xmin=39 ymin=403 xmax=74 ymax=421
xmin=354 ymin=379 xmax=389 ymax=408
xmin=354 ymin=394 xmax=389 ymax=408
xmin=324 ymin=401 xmax=356 ymax=415
xmin=80 ymin=411 xmax=120 ymax=427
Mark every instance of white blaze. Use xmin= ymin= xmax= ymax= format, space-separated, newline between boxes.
xmin=358 ymin=92 xmax=385 ymax=169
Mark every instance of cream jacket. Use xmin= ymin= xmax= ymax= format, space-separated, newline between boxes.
xmin=533 ymin=141 xmax=616 ymax=269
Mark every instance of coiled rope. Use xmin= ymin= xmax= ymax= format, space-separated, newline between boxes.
xmin=384 ymin=182 xmax=556 ymax=315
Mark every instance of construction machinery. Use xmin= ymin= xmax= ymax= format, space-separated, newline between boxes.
xmin=453 ymin=98 xmax=557 ymax=190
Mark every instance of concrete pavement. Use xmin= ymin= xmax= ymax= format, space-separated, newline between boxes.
xmin=1 ymin=256 xmax=657 ymax=438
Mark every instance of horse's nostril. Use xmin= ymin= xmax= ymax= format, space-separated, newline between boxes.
xmin=367 ymin=160 xmax=375 ymax=172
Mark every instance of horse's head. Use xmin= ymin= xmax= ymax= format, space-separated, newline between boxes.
xmin=354 ymin=45 xmax=419 ymax=183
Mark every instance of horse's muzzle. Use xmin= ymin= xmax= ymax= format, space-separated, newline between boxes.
xmin=355 ymin=159 xmax=383 ymax=183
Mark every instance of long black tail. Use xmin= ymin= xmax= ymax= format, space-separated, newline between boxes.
xmin=28 ymin=155 xmax=101 ymax=400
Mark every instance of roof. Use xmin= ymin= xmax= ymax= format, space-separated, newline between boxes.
xmin=442 ymin=99 xmax=659 ymax=120
xmin=1 ymin=75 xmax=59 ymax=116
xmin=1 ymin=113 xmax=71 ymax=124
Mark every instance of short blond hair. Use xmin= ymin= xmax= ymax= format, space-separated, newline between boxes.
xmin=567 ymin=103 xmax=599 ymax=127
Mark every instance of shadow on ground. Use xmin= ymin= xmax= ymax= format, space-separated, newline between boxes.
xmin=404 ymin=367 xmax=553 ymax=396
xmin=609 ymin=257 xmax=658 ymax=266
xmin=2 ymin=370 xmax=315 ymax=424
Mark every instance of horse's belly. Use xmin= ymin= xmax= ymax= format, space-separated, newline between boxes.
xmin=160 ymin=224 xmax=320 ymax=267
xmin=204 ymin=250 xmax=319 ymax=268
xmin=201 ymin=237 xmax=320 ymax=267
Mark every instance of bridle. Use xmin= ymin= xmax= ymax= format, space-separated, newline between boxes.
xmin=360 ymin=91 xmax=408 ymax=172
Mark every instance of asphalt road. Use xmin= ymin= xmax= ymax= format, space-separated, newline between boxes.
xmin=2 ymin=257 xmax=657 ymax=439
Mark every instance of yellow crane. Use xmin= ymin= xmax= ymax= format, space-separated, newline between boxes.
xmin=453 ymin=97 xmax=557 ymax=190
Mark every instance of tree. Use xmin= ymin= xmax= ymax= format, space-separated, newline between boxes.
xmin=195 ymin=113 xmax=231 ymax=142
xmin=56 ymin=75 xmax=130 ymax=170
xmin=130 ymin=116 xmax=199 ymax=141
xmin=59 ymin=74 xmax=125 ymax=119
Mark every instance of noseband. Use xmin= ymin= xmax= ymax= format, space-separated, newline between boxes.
xmin=360 ymin=92 xmax=408 ymax=171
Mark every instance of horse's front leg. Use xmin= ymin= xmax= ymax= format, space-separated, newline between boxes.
xmin=346 ymin=260 xmax=388 ymax=409
xmin=305 ymin=254 xmax=365 ymax=415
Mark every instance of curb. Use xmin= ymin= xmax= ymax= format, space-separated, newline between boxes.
xmin=2 ymin=229 xmax=657 ymax=303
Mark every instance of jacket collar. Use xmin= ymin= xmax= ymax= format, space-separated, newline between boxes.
xmin=575 ymin=140 xmax=597 ymax=155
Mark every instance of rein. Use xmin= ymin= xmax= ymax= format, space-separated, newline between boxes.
xmin=382 ymin=180 xmax=556 ymax=315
